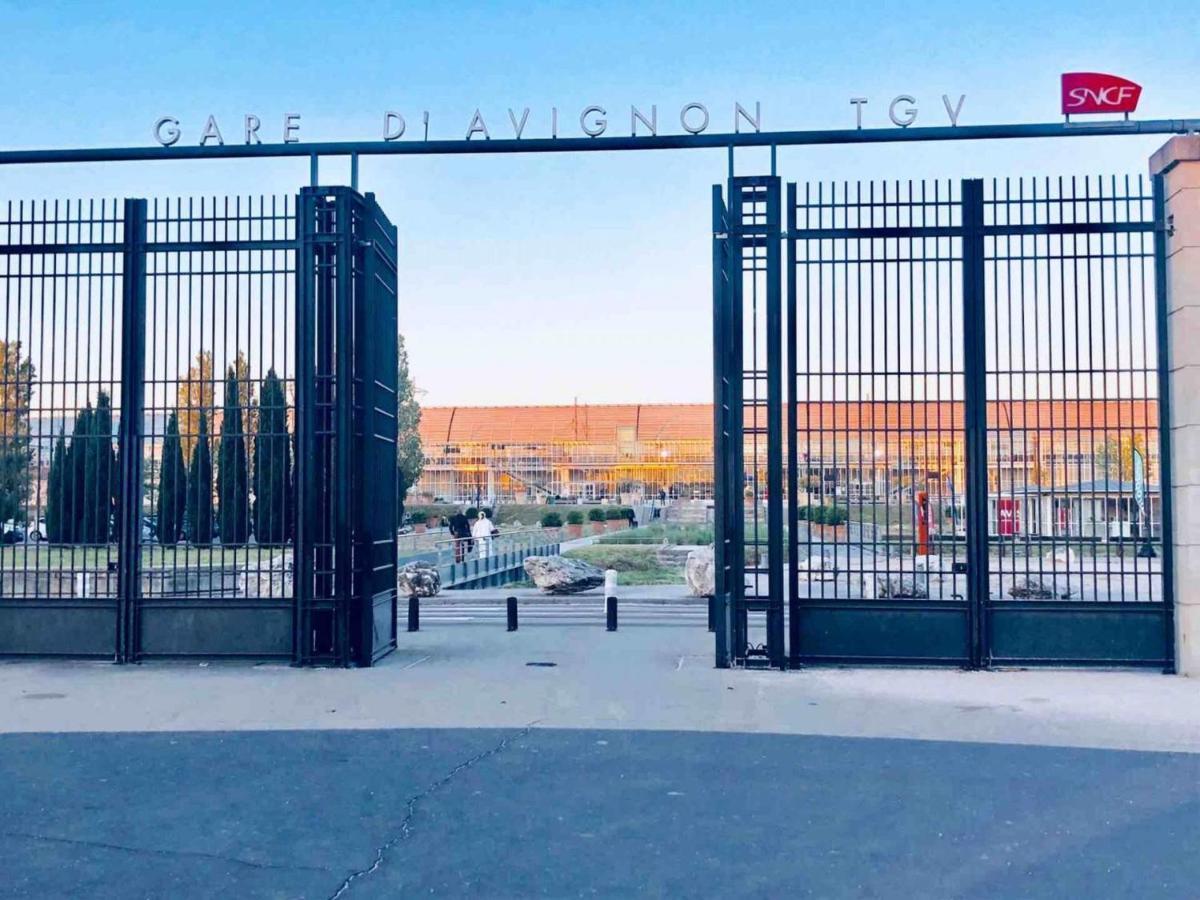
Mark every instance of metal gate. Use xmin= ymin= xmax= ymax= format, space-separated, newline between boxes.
xmin=0 ymin=186 xmax=398 ymax=665
xmin=714 ymin=173 xmax=1174 ymax=670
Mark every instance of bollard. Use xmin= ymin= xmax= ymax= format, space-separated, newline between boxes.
xmin=507 ymin=596 xmax=518 ymax=632
xmin=604 ymin=568 xmax=618 ymax=631
xmin=407 ymin=595 xmax=420 ymax=632
xmin=707 ymin=593 xmax=716 ymax=632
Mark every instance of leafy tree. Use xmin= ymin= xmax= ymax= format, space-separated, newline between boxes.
xmin=0 ymin=341 xmax=35 ymax=524
xmin=1094 ymin=434 xmax=1150 ymax=482
xmin=45 ymin=429 xmax=67 ymax=542
xmin=156 ymin=412 xmax=187 ymax=543
xmin=186 ymin=412 xmax=213 ymax=543
xmin=253 ymin=369 xmax=291 ymax=544
xmin=396 ymin=333 xmax=423 ymax=528
xmin=176 ymin=350 xmax=214 ymax=459
xmin=217 ymin=368 xmax=250 ymax=545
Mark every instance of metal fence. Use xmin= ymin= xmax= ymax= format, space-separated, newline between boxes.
xmin=0 ymin=187 xmax=399 ymax=665
xmin=713 ymin=173 xmax=1173 ymax=670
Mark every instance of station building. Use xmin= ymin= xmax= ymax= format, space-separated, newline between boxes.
xmin=412 ymin=400 xmax=1162 ymax=538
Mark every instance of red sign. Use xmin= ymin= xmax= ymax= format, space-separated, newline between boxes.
xmin=1061 ymin=73 xmax=1141 ymax=115
xmin=998 ymin=498 xmax=1020 ymax=536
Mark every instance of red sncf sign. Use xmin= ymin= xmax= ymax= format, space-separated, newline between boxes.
xmin=1061 ymin=72 xmax=1142 ymax=115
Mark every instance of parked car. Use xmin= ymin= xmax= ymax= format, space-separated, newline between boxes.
xmin=1 ymin=520 xmax=27 ymax=544
xmin=25 ymin=518 xmax=46 ymax=542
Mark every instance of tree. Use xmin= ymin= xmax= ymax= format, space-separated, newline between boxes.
xmin=84 ymin=392 xmax=117 ymax=543
xmin=253 ymin=368 xmax=291 ymax=544
xmin=396 ymin=333 xmax=424 ymax=528
xmin=176 ymin=350 xmax=214 ymax=459
xmin=0 ymin=341 xmax=35 ymax=524
xmin=186 ymin=412 xmax=213 ymax=543
xmin=45 ymin=429 xmax=67 ymax=542
xmin=156 ymin=412 xmax=187 ymax=543
xmin=63 ymin=404 xmax=93 ymax=544
xmin=1094 ymin=434 xmax=1150 ymax=482
xmin=217 ymin=367 xmax=250 ymax=545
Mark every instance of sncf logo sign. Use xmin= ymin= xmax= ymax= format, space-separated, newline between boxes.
xmin=1061 ymin=72 xmax=1142 ymax=115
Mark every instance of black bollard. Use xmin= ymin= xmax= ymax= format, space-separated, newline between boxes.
xmin=606 ymin=595 xmax=618 ymax=632
xmin=407 ymin=595 xmax=420 ymax=632
xmin=507 ymin=596 xmax=518 ymax=632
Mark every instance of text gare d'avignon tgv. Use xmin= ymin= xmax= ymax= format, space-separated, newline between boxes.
xmin=151 ymin=95 xmax=970 ymax=147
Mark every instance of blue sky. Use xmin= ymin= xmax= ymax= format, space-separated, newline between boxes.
xmin=0 ymin=1 xmax=1195 ymax=405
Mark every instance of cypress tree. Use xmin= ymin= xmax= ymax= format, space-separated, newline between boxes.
xmin=253 ymin=369 xmax=291 ymax=545
xmin=217 ymin=367 xmax=250 ymax=545
xmin=87 ymin=392 xmax=117 ymax=543
xmin=65 ymin=404 xmax=93 ymax=544
xmin=186 ymin=412 xmax=213 ymax=544
xmin=156 ymin=411 xmax=187 ymax=543
xmin=46 ymin=428 xmax=67 ymax=543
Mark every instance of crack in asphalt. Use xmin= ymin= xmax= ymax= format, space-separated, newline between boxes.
xmin=327 ymin=721 xmax=541 ymax=900
xmin=0 ymin=828 xmax=334 ymax=874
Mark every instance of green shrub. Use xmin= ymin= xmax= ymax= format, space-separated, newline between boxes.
xmin=465 ymin=507 xmax=478 ymax=520
xmin=604 ymin=507 xmax=625 ymax=520
xmin=540 ymin=512 xmax=563 ymax=528
xmin=566 ymin=510 xmax=584 ymax=525
xmin=807 ymin=505 xmax=848 ymax=526
xmin=587 ymin=508 xmax=607 ymax=522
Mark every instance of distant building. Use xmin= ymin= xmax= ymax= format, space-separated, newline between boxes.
xmin=413 ymin=400 xmax=1161 ymax=540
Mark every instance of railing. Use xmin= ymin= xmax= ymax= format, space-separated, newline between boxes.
xmin=398 ymin=527 xmax=563 ymax=588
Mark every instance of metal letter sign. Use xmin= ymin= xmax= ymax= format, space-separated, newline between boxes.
xmin=1061 ymin=72 xmax=1142 ymax=115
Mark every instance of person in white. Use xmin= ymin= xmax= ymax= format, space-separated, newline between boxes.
xmin=471 ymin=510 xmax=496 ymax=559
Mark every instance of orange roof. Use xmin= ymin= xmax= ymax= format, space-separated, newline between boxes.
xmin=419 ymin=403 xmax=712 ymax=444
xmin=420 ymin=400 xmax=1159 ymax=445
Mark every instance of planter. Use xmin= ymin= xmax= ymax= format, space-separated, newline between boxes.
xmin=590 ymin=522 xmax=606 ymax=535
xmin=566 ymin=524 xmax=583 ymax=538
xmin=606 ymin=519 xmax=627 ymax=532
xmin=414 ymin=523 xmax=427 ymax=534
xmin=425 ymin=516 xmax=441 ymax=529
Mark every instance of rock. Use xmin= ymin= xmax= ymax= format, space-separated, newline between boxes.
xmin=797 ymin=553 xmax=837 ymax=582
xmin=523 ymin=555 xmax=605 ymax=594
xmin=398 ymin=561 xmax=441 ymax=597
xmin=685 ymin=546 xmax=715 ymax=596
xmin=874 ymin=574 xmax=928 ymax=599
xmin=1043 ymin=547 xmax=1078 ymax=566
xmin=1008 ymin=577 xmax=1074 ymax=600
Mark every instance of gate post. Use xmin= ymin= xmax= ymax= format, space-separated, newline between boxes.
xmin=1150 ymin=136 xmax=1200 ymax=675
xmin=960 ymin=179 xmax=987 ymax=670
xmin=116 ymin=198 xmax=147 ymax=663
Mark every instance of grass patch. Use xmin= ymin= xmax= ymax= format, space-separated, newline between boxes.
xmin=0 ymin=544 xmax=289 ymax=570
xmin=598 ymin=523 xmax=713 ymax=546
xmin=562 ymin=545 xmax=684 ymax=585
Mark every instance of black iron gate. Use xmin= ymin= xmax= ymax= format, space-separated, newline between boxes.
xmin=714 ymin=173 xmax=1174 ymax=670
xmin=0 ymin=186 xmax=398 ymax=666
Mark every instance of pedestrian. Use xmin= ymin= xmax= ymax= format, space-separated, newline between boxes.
xmin=449 ymin=509 xmax=471 ymax=562
xmin=471 ymin=509 xmax=497 ymax=559
xmin=626 ymin=507 xmax=637 ymax=529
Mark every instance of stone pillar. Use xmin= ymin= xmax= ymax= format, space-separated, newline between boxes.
xmin=1151 ymin=135 xmax=1200 ymax=675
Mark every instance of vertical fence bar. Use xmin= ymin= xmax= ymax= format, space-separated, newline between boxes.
xmin=1153 ymin=174 xmax=1177 ymax=673
xmin=961 ymin=179 xmax=987 ymax=669
xmin=116 ymin=198 xmax=147 ymax=663
xmin=711 ymin=184 xmax=731 ymax=667
xmin=293 ymin=191 xmax=316 ymax=664
xmin=786 ymin=182 xmax=800 ymax=662
xmin=333 ymin=193 xmax=354 ymax=666
xmin=765 ymin=178 xmax=785 ymax=668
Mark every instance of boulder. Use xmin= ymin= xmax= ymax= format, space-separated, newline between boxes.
xmin=398 ymin=561 xmax=441 ymax=597
xmin=685 ymin=545 xmax=716 ymax=597
xmin=1008 ymin=577 xmax=1074 ymax=600
xmin=523 ymin=555 xmax=605 ymax=594
xmin=874 ymin=574 xmax=929 ymax=599
xmin=1043 ymin=547 xmax=1078 ymax=566
xmin=797 ymin=553 xmax=837 ymax=582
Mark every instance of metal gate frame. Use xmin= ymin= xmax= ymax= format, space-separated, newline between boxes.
xmin=713 ymin=173 xmax=1175 ymax=670
xmin=0 ymin=186 xmax=398 ymax=665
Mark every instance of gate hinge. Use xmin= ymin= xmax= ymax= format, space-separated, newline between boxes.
xmin=356 ymin=239 xmax=375 ymax=249
xmin=1157 ymin=213 xmax=1175 ymax=238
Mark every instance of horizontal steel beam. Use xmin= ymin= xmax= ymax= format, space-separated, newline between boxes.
xmin=0 ymin=119 xmax=1197 ymax=166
